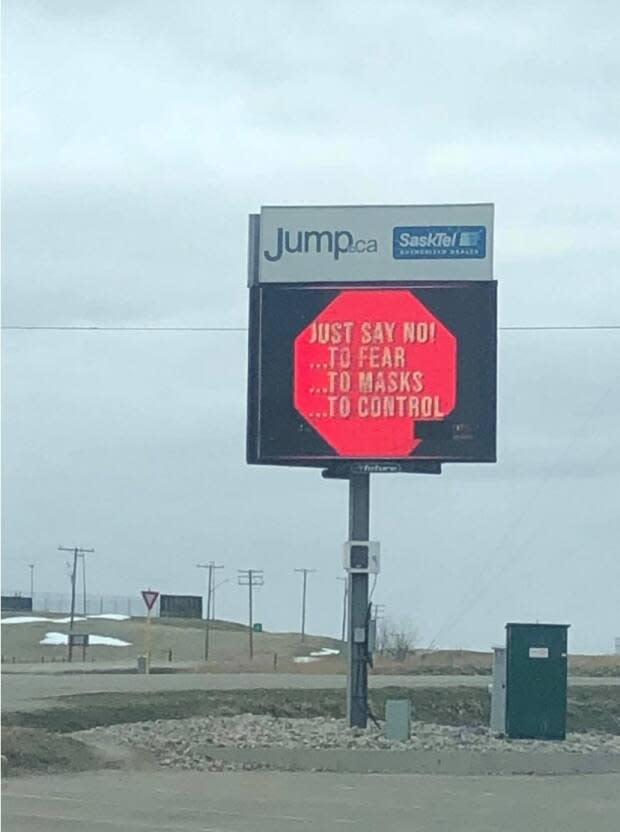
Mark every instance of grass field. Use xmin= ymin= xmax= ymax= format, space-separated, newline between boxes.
xmin=3 ymin=613 xmax=620 ymax=675
xmin=0 ymin=614 xmax=342 ymax=668
xmin=4 ymin=685 xmax=620 ymax=734
xmin=1 ymin=726 xmax=105 ymax=776
xmin=3 ymin=684 xmax=620 ymax=775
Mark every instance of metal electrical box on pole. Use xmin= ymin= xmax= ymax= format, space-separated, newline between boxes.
xmin=490 ymin=645 xmax=507 ymax=735
xmin=505 ymin=622 xmax=570 ymax=741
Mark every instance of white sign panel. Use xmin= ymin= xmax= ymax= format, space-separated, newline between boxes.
xmin=254 ymin=204 xmax=494 ymax=284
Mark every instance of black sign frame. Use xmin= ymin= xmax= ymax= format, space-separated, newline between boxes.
xmin=247 ymin=281 xmax=497 ymax=468
xmin=159 ymin=594 xmax=203 ymax=619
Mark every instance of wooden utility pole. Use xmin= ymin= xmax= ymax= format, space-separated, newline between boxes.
xmin=58 ymin=546 xmax=94 ymax=662
xmin=294 ymin=568 xmax=316 ymax=643
xmin=237 ymin=569 xmax=264 ymax=658
xmin=196 ymin=562 xmax=224 ymax=661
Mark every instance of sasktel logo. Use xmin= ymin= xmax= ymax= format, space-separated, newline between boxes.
xmin=263 ymin=227 xmax=378 ymax=262
xmin=393 ymin=225 xmax=486 ymax=260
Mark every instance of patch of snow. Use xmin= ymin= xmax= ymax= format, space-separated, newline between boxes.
xmin=2 ymin=614 xmax=130 ymax=625
xmin=39 ymin=632 xmax=132 ymax=647
xmin=39 ymin=631 xmax=68 ymax=645
xmin=294 ymin=647 xmax=340 ymax=663
xmin=53 ymin=616 xmax=87 ymax=624
xmin=90 ymin=635 xmax=132 ymax=647
xmin=2 ymin=616 xmax=54 ymax=625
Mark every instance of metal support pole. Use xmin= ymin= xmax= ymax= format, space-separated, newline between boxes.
xmin=68 ymin=548 xmax=78 ymax=662
xmin=145 ymin=607 xmax=152 ymax=673
xmin=205 ymin=565 xmax=213 ymax=661
xmin=347 ymin=474 xmax=370 ymax=728
xmin=29 ymin=564 xmax=34 ymax=603
xmin=301 ymin=570 xmax=307 ymax=642
xmin=248 ymin=572 xmax=254 ymax=659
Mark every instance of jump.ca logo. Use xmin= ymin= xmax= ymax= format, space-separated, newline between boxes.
xmin=263 ymin=227 xmax=378 ymax=262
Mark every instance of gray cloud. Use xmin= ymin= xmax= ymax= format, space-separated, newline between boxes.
xmin=2 ymin=0 xmax=619 ymax=653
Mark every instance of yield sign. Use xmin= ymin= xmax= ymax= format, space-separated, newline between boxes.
xmin=141 ymin=590 xmax=159 ymax=611
xmin=294 ymin=289 xmax=457 ymax=457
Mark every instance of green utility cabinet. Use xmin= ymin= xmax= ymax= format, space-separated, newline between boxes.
xmin=505 ymin=623 xmax=569 ymax=740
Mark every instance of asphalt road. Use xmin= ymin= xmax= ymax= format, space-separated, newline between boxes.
xmin=3 ymin=769 xmax=620 ymax=831
xmin=2 ymin=670 xmax=617 ymax=713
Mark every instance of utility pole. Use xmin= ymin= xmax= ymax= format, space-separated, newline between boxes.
xmin=237 ymin=569 xmax=264 ymax=659
xmin=196 ymin=562 xmax=224 ymax=661
xmin=58 ymin=546 xmax=94 ymax=662
xmin=28 ymin=564 xmax=35 ymax=602
xmin=294 ymin=568 xmax=316 ymax=643
xmin=337 ymin=576 xmax=348 ymax=644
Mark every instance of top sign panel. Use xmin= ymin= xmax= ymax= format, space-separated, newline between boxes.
xmin=253 ymin=204 xmax=494 ymax=284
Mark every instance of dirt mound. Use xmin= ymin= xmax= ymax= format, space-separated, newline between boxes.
xmin=1 ymin=726 xmax=106 ymax=776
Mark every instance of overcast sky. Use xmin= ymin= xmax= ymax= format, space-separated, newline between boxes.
xmin=2 ymin=0 xmax=619 ymax=652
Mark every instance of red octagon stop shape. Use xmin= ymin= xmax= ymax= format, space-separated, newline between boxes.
xmin=294 ymin=290 xmax=457 ymax=457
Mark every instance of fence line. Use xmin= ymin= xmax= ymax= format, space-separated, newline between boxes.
xmin=3 ymin=592 xmax=142 ymax=617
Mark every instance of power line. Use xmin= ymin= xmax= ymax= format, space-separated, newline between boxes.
xmin=2 ymin=324 xmax=620 ymax=333
xmin=425 ymin=380 xmax=617 ymax=650
xmin=1 ymin=325 xmax=247 ymax=332
xmin=500 ymin=325 xmax=620 ymax=331
xmin=211 ymin=577 xmax=229 ymax=621
xmin=337 ymin=576 xmax=348 ymax=644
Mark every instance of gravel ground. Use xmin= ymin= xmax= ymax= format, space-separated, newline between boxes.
xmin=75 ymin=716 xmax=620 ymax=771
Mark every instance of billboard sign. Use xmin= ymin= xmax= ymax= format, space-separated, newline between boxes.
xmin=247 ymin=282 xmax=496 ymax=466
xmin=1 ymin=596 xmax=33 ymax=612
xmin=159 ymin=594 xmax=203 ymax=619
xmin=252 ymin=204 xmax=493 ymax=284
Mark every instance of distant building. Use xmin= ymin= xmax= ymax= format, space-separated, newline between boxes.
xmin=615 ymin=637 xmax=620 ymax=655
xmin=1 ymin=595 xmax=33 ymax=612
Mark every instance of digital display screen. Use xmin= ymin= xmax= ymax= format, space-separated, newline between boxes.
xmin=247 ymin=283 xmax=496 ymax=467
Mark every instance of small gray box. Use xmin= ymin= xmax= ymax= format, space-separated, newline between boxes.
xmin=385 ymin=699 xmax=411 ymax=742
xmin=490 ymin=645 xmax=507 ymax=735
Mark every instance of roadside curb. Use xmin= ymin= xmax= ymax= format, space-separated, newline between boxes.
xmin=201 ymin=746 xmax=620 ymax=776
